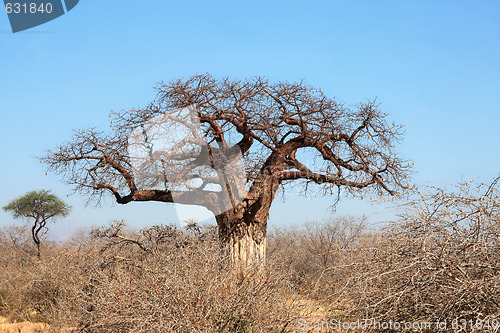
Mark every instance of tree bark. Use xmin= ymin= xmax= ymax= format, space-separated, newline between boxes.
xmin=32 ymin=222 xmax=41 ymax=258
xmin=215 ymin=173 xmax=279 ymax=275
xmin=217 ymin=214 xmax=268 ymax=274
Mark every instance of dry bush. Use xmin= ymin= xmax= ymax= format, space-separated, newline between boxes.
xmin=324 ymin=178 xmax=500 ymax=332
xmin=268 ymin=178 xmax=500 ymax=332
xmin=0 ymin=221 xmax=306 ymax=332
xmin=4 ymin=178 xmax=498 ymax=332
xmin=58 ymin=222 xmax=304 ymax=332
xmin=0 ymin=233 xmax=79 ymax=325
xmin=268 ymin=216 xmax=367 ymax=295
xmin=0 ymin=224 xmax=52 ymax=321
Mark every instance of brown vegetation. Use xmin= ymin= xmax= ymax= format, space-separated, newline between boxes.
xmin=1 ymin=178 xmax=499 ymax=332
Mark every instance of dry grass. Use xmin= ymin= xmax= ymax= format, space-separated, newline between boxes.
xmin=1 ymin=178 xmax=499 ymax=332
xmin=336 ymin=179 xmax=500 ymax=331
xmin=1 ymin=222 xmax=307 ymax=332
xmin=0 ymin=315 xmax=50 ymax=333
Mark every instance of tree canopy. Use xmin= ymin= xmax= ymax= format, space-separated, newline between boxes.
xmin=42 ymin=74 xmax=412 ymax=268
xmin=43 ymin=74 xmax=412 ymax=209
xmin=3 ymin=190 xmax=71 ymax=256
xmin=3 ymin=190 xmax=70 ymax=220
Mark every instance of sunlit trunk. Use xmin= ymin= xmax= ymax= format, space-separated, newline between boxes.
xmin=217 ymin=215 xmax=267 ymax=274
xmin=216 ymin=175 xmax=278 ymax=274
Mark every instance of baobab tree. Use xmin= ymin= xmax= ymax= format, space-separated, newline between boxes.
xmin=42 ymin=74 xmax=412 ymax=270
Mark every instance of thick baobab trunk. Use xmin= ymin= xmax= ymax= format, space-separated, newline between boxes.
xmin=216 ymin=175 xmax=278 ymax=274
xmin=217 ymin=215 xmax=268 ymax=273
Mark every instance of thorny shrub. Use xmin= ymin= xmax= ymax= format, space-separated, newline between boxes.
xmin=1 ymin=178 xmax=500 ymax=332
xmin=0 ymin=221 xmax=305 ymax=332
xmin=326 ymin=178 xmax=500 ymax=332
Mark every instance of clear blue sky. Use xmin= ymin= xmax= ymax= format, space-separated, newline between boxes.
xmin=1 ymin=1 xmax=499 ymax=239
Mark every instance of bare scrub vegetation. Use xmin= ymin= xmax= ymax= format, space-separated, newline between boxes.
xmin=1 ymin=178 xmax=499 ymax=332
xmin=335 ymin=178 xmax=500 ymax=330
xmin=0 ymin=222 xmax=305 ymax=332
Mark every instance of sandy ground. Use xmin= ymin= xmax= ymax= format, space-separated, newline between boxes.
xmin=0 ymin=316 xmax=51 ymax=333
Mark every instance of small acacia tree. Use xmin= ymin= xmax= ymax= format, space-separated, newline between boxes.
xmin=42 ymin=74 xmax=412 ymax=270
xmin=3 ymin=190 xmax=71 ymax=257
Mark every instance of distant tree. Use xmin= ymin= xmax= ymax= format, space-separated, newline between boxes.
xmin=3 ymin=190 xmax=71 ymax=257
xmin=42 ymin=74 xmax=412 ymax=270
